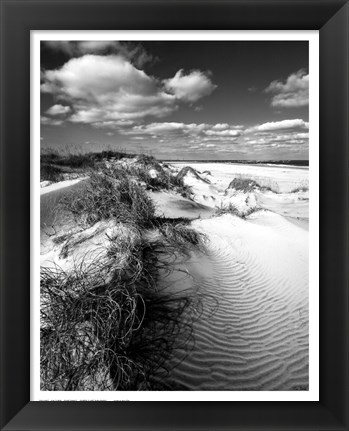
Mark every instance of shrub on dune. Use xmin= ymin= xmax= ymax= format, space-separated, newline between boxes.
xmin=60 ymin=171 xmax=156 ymax=228
xmin=41 ymin=164 xmax=65 ymax=183
xmin=227 ymin=175 xmax=280 ymax=193
xmin=41 ymin=150 xmax=192 ymax=198
xmin=41 ymin=150 xmax=135 ymax=170
xmin=120 ymin=160 xmax=192 ymax=198
xmin=290 ymin=186 xmax=309 ymax=193
xmin=227 ymin=177 xmax=261 ymax=193
xmin=135 ymin=154 xmax=158 ymax=165
xmin=215 ymin=203 xmax=263 ymax=219
xmin=156 ymin=221 xmax=206 ymax=252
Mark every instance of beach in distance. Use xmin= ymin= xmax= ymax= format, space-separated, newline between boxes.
xmin=40 ymin=153 xmax=309 ymax=392
xmin=38 ymin=38 xmax=311 ymax=395
xmin=152 ymin=160 xmax=309 ymax=390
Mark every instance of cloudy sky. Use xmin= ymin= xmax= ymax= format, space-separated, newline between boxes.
xmin=40 ymin=41 xmax=309 ymax=160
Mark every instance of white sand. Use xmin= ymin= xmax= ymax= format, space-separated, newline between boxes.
xmin=40 ymin=161 xmax=309 ymax=391
xmin=161 ymin=212 xmax=308 ymax=390
xmin=173 ymin=162 xmax=309 ymax=221
xmin=149 ymin=190 xmax=214 ymax=220
xmin=158 ymin=162 xmax=309 ymax=390
xmin=172 ymin=162 xmax=309 ymax=193
xmin=40 ymin=178 xmax=87 ymax=195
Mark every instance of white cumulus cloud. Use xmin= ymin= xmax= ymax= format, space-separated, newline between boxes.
xmin=265 ymin=69 xmax=309 ymax=108
xmin=41 ymin=55 xmax=217 ymax=128
xmin=40 ymin=116 xmax=63 ymax=126
xmin=46 ymin=104 xmax=71 ymax=116
xmin=205 ymin=129 xmax=241 ymax=137
xmin=43 ymin=41 xmax=154 ymax=67
xmin=41 ymin=55 xmax=176 ymax=124
xmin=249 ymin=119 xmax=309 ymax=132
xmin=163 ymin=69 xmax=217 ymax=102
xmin=125 ymin=122 xmax=242 ymax=139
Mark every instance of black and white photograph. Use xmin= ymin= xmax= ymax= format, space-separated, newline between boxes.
xmin=38 ymin=36 xmax=316 ymax=398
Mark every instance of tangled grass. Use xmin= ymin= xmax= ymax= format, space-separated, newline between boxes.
xmin=41 ymin=149 xmax=135 ymax=170
xmin=290 ymin=185 xmax=309 ymax=193
xmin=41 ymin=149 xmax=192 ymax=198
xmin=41 ymin=225 xmax=203 ymax=391
xmin=41 ymin=160 xmax=207 ymax=391
xmin=41 ymin=164 xmax=65 ymax=183
xmin=156 ymin=221 xmax=205 ymax=253
xmin=215 ymin=203 xmax=263 ymax=219
xmin=59 ymin=170 xmax=156 ymax=228
xmin=227 ymin=174 xmax=280 ymax=193
xmin=123 ymin=157 xmax=192 ymax=198
xmin=227 ymin=177 xmax=261 ymax=193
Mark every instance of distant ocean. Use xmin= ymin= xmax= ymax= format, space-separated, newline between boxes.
xmin=163 ymin=160 xmax=309 ymax=167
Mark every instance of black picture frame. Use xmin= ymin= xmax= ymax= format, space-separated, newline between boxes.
xmin=1 ymin=0 xmax=348 ymax=429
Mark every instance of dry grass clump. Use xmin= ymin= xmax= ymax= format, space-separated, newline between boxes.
xmin=227 ymin=177 xmax=261 ymax=193
xmin=41 ymin=228 xmax=200 ymax=391
xmin=40 ymin=150 xmax=137 ymax=183
xmin=41 ymin=150 xmax=135 ymax=170
xmin=60 ymin=171 xmax=156 ymax=228
xmin=227 ymin=174 xmax=280 ymax=193
xmin=156 ymin=220 xmax=206 ymax=253
xmin=123 ymin=157 xmax=192 ymax=198
xmin=290 ymin=185 xmax=309 ymax=193
xmin=215 ymin=203 xmax=263 ymax=219
xmin=41 ymin=164 xmax=65 ymax=183
xmin=40 ymin=150 xmax=192 ymax=198
xmin=135 ymin=154 xmax=157 ymax=165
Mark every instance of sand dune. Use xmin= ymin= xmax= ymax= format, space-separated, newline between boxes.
xmin=40 ymin=177 xmax=87 ymax=195
xmin=151 ymin=162 xmax=309 ymax=391
xmin=40 ymin=160 xmax=309 ymax=392
xmin=162 ymin=212 xmax=309 ymax=390
xmin=172 ymin=162 xmax=309 ymax=221
xmin=172 ymin=162 xmax=309 ymax=193
xmin=148 ymin=190 xmax=214 ymax=220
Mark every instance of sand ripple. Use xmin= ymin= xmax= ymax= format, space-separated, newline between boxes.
xmin=162 ymin=212 xmax=308 ymax=391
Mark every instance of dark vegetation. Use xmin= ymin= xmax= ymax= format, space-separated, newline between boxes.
xmin=215 ymin=203 xmax=263 ymax=219
xmin=40 ymin=150 xmax=136 ymax=182
xmin=40 ymin=164 xmax=65 ymax=182
xmin=40 ymin=150 xmax=192 ymax=199
xmin=125 ymin=156 xmax=192 ymax=198
xmin=41 ymin=232 xmax=201 ymax=390
xmin=58 ymin=163 xmax=202 ymax=246
xmin=41 ymin=153 xmax=205 ymax=391
xmin=290 ymin=186 xmax=309 ymax=193
xmin=227 ymin=177 xmax=266 ymax=193
xmin=227 ymin=177 xmax=261 ymax=192
xmin=60 ymin=170 xmax=156 ymax=228
xmin=41 ymin=150 xmax=135 ymax=169
xmin=227 ymin=175 xmax=281 ymax=193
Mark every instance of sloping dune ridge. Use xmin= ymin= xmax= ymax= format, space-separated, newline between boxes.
xmin=156 ymin=162 xmax=309 ymax=391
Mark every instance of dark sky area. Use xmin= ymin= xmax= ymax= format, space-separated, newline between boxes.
xmin=40 ymin=40 xmax=309 ymax=160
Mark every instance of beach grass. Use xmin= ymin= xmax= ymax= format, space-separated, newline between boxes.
xmin=215 ymin=203 xmax=263 ymax=219
xmin=40 ymin=155 xmax=206 ymax=391
xmin=228 ymin=174 xmax=280 ymax=193
xmin=40 ymin=236 xmax=198 ymax=390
